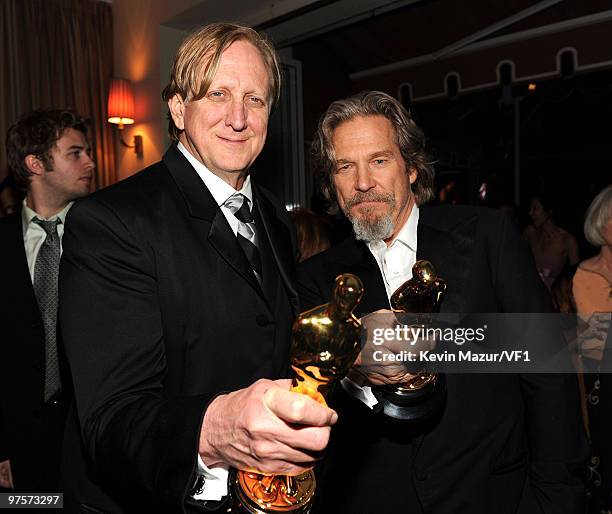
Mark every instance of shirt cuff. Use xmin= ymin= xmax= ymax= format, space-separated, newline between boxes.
xmin=341 ymin=376 xmax=379 ymax=409
xmin=192 ymin=454 xmax=230 ymax=501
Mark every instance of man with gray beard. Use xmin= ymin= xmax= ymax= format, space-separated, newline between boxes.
xmin=298 ymin=91 xmax=587 ymax=514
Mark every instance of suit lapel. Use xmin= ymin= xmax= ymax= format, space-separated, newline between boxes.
xmin=163 ymin=144 xmax=218 ymax=221
xmin=209 ymin=211 xmax=262 ymax=293
xmin=162 ymin=144 xmax=262 ymax=296
xmin=328 ymin=238 xmax=390 ymax=316
xmin=416 ymin=206 xmax=477 ymax=316
xmin=353 ymin=244 xmax=390 ymax=316
xmin=4 ymin=210 xmax=40 ymax=321
xmin=254 ymin=187 xmax=299 ymax=317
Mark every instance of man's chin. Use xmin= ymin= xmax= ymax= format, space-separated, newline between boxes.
xmin=349 ymin=212 xmax=386 ymax=227
xmin=349 ymin=205 xmax=389 ymax=221
xmin=348 ymin=213 xmax=394 ymax=242
xmin=209 ymin=157 xmax=253 ymax=176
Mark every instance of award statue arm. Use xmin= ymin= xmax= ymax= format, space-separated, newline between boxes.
xmin=494 ymin=212 xmax=588 ymax=514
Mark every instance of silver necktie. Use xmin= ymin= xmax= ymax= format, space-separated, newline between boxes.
xmin=32 ymin=217 xmax=62 ymax=401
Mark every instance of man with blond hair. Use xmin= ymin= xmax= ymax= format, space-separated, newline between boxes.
xmin=59 ymin=23 xmax=335 ymax=512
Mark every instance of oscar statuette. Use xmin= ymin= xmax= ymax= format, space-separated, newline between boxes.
xmin=231 ymin=274 xmax=364 ymax=513
xmin=382 ymin=260 xmax=447 ymax=421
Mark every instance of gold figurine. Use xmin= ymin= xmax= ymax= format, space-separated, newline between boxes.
xmin=232 ymin=274 xmax=364 ymax=513
xmin=383 ymin=260 xmax=447 ymax=420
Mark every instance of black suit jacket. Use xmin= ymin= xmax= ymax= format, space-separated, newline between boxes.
xmin=298 ymin=205 xmax=587 ymax=514
xmin=59 ymin=145 xmax=299 ymax=513
xmin=0 ymin=209 xmax=68 ymax=491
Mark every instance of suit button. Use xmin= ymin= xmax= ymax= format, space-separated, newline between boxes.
xmin=256 ymin=315 xmax=271 ymax=326
xmin=414 ymin=467 xmax=429 ymax=481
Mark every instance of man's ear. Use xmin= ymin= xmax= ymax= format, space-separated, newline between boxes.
xmin=408 ymin=167 xmax=417 ymax=185
xmin=24 ymin=155 xmax=45 ymax=177
xmin=168 ymin=94 xmax=186 ymax=131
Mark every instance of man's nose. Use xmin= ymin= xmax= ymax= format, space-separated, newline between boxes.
xmin=225 ymin=99 xmax=247 ymax=131
xmin=354 ymin=165 xmax=375 ymax=191
xmin=83 ymin=153 xmax=95 ymax=170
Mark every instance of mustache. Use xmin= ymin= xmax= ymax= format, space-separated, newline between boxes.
xmin=345 ymin=191 xmax=395 ymax=210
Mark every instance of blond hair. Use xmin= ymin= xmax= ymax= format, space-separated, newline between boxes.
xmin=162 ymin=23 xmax=281 ymax=140
xmin=584 ymin=184 xmax=612 ymax=247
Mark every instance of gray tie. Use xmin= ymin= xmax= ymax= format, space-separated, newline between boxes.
xmin=224 ymin=194 xmax=263 ymax=281
xmin=32 ymin=217 xmax=62 ymax=401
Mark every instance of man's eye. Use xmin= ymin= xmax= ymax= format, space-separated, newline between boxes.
xmin=248 ymin=96 xmax=265 ymax=106
xmin=208 ymin=91 xmax=225 ymax=99
xmin=373 ymin=159 xmax=386 ymax=165
xmin=336 ymin=164 xmax=351 ymax=172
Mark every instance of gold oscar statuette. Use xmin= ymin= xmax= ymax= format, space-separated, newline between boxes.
xmin=231 ymin=274 xmax=364 ymax=513
xmin=383 ymin=260 xmax=447 ymax=421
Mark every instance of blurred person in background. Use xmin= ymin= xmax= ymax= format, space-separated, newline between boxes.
xmin=573 ymin=184 xmax=612 ymax=513
xmin=524 ymin=193 xmax=580 ymax=290
xmin=0 ymin=109 xmax=93 ymax=492
xmin=291 ymin=207 xmax=331 ymax=262
xmin=0 ymin=176 xmax=22 ymax=217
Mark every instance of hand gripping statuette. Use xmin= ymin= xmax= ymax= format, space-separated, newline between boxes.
xmin=383 ymin=260 xmax=447 ymax=421
xmin=231 ymin=274 xmax=364 ymax=513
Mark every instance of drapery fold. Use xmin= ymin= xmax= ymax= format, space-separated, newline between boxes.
xmin=0 ymin=0 xmax=115 ymax=189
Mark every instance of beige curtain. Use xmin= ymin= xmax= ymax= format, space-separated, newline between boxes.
xmin=0 ymin=0 xmax=115 ymax=189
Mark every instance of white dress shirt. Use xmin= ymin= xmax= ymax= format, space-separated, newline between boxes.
xmin=178 ymin=142 xmax=254 ymax=501
xmin=22 ymin=199 xmax=73 ymax=279
xmin=367 ymin=205 xmax=419 ymax=299
xmin=177 ymin=142 xmax=254 ymax=239
xmin=341 ymin=205 xmax=420 ymax=408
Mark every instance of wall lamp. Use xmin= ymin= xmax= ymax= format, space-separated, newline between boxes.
xmin=107 ymin=78 xmax=143 ymax=157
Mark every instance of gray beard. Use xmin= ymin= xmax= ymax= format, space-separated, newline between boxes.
xmin=349 ymin=213 xmax=394 ymax=241
xmin=343 ymin=191 xmax=396 ymax=242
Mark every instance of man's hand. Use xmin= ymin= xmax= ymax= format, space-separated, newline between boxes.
xmin=353 ymin=310 xmax=434 ymax=386
xmin=198 ymin=379 xmax=337 ymax=476
xmin=0 ymin=459 xmax=13 ymax=489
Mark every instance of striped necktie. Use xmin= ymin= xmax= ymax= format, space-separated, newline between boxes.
xmin=32 ymin=217 xmax=62 ymax=401
xmin=225 ymin=193 xmax=263 ymax=281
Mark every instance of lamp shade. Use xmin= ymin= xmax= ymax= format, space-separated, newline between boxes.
xmin=107 ymin=78 xmax=135 ymax=126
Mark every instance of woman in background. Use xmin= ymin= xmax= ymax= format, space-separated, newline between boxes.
xmin=524 ymin=194 xmax=580 ymax=290
xmin=574 ymin=185 xmax=612 ymax=360
xmin=291 ymin=207 xmax=331 ymax=263
xmin=573 ymin=184 xmax=612 ymax=514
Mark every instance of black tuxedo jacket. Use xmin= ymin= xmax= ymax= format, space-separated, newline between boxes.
xmin=298 ymin=205 xmax=587 ymax=514
xmin=59 ymin=144 xmax=299 ymax=513
xmin=0 ymin=209 xmax=68 ymax=491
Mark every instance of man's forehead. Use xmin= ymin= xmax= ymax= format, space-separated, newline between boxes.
xmin=332 ymin=117 xmax=398 ymax=150
xmin=55 ymin=128 xmax=87 ymax=150
xmin=209 ymin=40 xmax=270 ymax=91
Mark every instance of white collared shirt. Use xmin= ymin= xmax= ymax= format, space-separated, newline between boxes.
xmin=22 ymin=199 xmax=74 ymax=280
xmin=367 ymin=206 xmax=419 ymax=300
xmin=177 ymin=142 xmax=254 ymax=238
xmin=341 ymin=206 xmax=420 ymax=409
